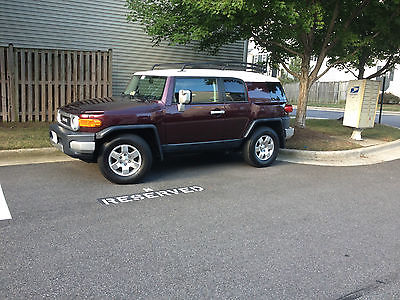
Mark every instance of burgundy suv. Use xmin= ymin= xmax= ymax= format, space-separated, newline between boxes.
xmin=50 ymin=62 xmax=294 ymax=184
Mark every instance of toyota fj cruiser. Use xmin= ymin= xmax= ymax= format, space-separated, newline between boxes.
xmin=49 ymin=62 xmax=294 ymax=184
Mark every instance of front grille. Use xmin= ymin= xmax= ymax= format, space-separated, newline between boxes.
xmin=57 ymin=110 xmax=75 ymax=131
xmin=60 ymin=114 xmax=70 ymax=127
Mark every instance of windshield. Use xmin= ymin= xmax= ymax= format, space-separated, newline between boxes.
xmin=123 ymin=75 xmax=167 ymax=101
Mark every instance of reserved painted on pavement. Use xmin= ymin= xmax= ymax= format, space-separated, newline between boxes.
xmin=98 ymin=185 xmax=204 ymax=205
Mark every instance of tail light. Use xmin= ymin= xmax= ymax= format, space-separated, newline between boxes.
xmin=284 ymin=104 xmax=293 ymax=113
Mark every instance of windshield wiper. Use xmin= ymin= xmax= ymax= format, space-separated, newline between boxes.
xmin=135 ymin=94 xmax=159 ymax=102
xmin=121 ymin=92 xmax=146 ymax=102
xmin=121 ymin=93 xmax=134 ymax=99
xmin=121 ymin=92 xmax=157 ymax=102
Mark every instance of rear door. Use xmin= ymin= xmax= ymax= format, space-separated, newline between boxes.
xmin=221 ymin=78 xmax=251 ymax=139
xmin=163 ymin=77 xmax=228 ymax=144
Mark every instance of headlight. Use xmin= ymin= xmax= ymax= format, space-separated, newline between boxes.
xmin=71 ymin=115 xmax=80 ymax=131
xmin=56 ymin=110 xmax=61 ymax=124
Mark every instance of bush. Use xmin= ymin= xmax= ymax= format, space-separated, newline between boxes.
xmin=380 ymin=93 xmax=400 ymax=104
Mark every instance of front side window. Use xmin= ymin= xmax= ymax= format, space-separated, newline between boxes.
xmin=174 ymin=78 xmax=219 ymax=104
xmin=247 ymin=82 xmax=287 ymax=102
xmin=124 ymin=75 xmax=167 ymax=101
xmin=223 ymin=79 xmax=247 ymax=102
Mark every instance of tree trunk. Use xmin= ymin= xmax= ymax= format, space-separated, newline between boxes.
xmin=295 ymin=78 xmax=310 ymax=128
xmin=357 ymin=66 xmax=365 ymax=80
xmin=357 ymin=49 xmax=367 ymax=79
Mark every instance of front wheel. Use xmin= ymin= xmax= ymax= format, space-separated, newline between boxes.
xmin=98 ymin=134 xmax=152 ymax=184
xmin=243 ymin=127 xmax=279 ymax=167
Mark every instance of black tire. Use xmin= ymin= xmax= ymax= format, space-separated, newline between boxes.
xmin=243 ymin=127 xmax=279 ymax=167
xmin=98 ymin=134 xmax=152 ymax=184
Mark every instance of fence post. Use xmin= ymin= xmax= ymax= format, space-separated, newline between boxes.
xmin=27 ymin=50 xmax=33 ymax=121
xmin=96 ymin=50 xmax=101 ymax=97
xmin=60 ymin=50 xmax=65 ymax=107
xmin=6 ymin=44 xmax=17 ymax=121
xmin=0 ymin=47 xmax=7 ymax=122
xmin=108 ymin=48 xmax=112 ymax=96
xmin=102 ymin=51 xmax=107 ymax=97
xmin=41 ymin=51 xmax=46 ymax=121
xmin=85 ymin=52 xmax=89 ymax=98
xmin=20 ymin=49 xmax=26 ymax=122
xmin=73 ymin=51 xmax=78 ymax=102
xmin=47 ymin=51 xmax=53 ymax=121
xmin=79 ymin=51 xmax=84 ymax=100
xmin=91 ymin=52 xmax=95 ymax=98
xmin=54 ymin=50 xmax=59 ymax=119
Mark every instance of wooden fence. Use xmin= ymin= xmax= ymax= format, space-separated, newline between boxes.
xmin=0 ymin=44 xmax=112 ymax=122
xmin=284 ymin=81 xmax=349 ymax=104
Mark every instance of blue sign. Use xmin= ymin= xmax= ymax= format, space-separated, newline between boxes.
xmin=350 ymin=86 xmax=359 ymax=94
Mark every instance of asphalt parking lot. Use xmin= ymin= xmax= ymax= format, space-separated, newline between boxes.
xmin=1 ymin=154 xmax=400 ymax=299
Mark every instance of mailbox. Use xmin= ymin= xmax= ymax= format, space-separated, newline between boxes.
xmin=343 ymin=80 xmax=381 ymax=129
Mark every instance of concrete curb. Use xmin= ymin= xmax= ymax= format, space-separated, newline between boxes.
xmin=278 ymin=139 xmax=400 ymax=166
xmin=0 ymin=147 xmax=74 ymax=167
xmin=280 ymin=139 xmax=400 ymax=159
xmin=0 ymin=147 xmax=58 ymax=157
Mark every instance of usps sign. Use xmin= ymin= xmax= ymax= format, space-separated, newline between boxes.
xmin=350 ymin=86 xmax=359 ymax=94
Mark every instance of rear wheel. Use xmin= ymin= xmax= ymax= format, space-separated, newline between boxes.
xmin=98 ymin=134 xmax=152 ymax=184
xmin=243 ymin=127 xmax=279 ymax=167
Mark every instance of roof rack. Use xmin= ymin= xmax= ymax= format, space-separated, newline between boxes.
xmin=151 ymin=61 xmax=267 ymax=73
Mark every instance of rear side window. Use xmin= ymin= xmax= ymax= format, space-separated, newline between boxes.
xmin=174 ymin=78 xmax=220 ymax=103
xmin=223 ymin=79 xmax=247 ymax=102
xmin=247 ymin=82 xmax=287 ymax=102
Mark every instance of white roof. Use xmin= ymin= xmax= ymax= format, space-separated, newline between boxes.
xmin=134 ymin=69 xmax=280 ymax=83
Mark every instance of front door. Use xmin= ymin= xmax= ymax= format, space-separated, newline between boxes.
xmin=163 ymin=77 xmax=228 ymax=144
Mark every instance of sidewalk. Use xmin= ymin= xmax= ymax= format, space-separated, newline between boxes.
xmin=1 ymin=140 xmax=400 ymax=167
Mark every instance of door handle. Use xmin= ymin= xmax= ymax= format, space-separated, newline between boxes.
xmin=210 ymin=110 xmax=225 ymax=115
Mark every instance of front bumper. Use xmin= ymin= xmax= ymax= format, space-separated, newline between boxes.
xmin=49 ymin=124 xmax=96 ymax=159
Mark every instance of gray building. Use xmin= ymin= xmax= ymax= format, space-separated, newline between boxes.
xmin=0 ymin=0 xmax=246 ymax=94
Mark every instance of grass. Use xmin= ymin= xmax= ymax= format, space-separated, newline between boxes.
xmin=0 ymin=122 xmax=51 ymax=150
xmin=286 ymin=119 xmax=400 ymax=151
xmin=0 ymin=119 xmax=399 ymax=152
xmin=378 ymin=104 xmax=400 ymax=112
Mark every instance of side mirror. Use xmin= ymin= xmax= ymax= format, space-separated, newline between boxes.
xmin=178 ymin=90 xmax=192 ymax=112
xmin=179 ymin=90 xmax=192 ymax=104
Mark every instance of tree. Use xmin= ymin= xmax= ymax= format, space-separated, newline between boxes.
xmin=126 ymin=0 xmax=400 ymax=128
xmin=329 ymin=1 xmax=400 ymax=80
xmin=279 ymin=57 xmax=301 ymax=84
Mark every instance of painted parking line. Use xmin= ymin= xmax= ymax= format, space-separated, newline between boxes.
xmin=0 ymin=184 xmax=12 ymax=221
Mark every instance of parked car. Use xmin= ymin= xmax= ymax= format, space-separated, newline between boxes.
xmin=49 ymin=62 xmax=294 ymax=184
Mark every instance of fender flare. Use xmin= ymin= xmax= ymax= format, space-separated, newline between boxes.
xmin=244 ymin=118 xmax=287 ymax=148
xmin=96 ymin=125 xmax=163 ymax=160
